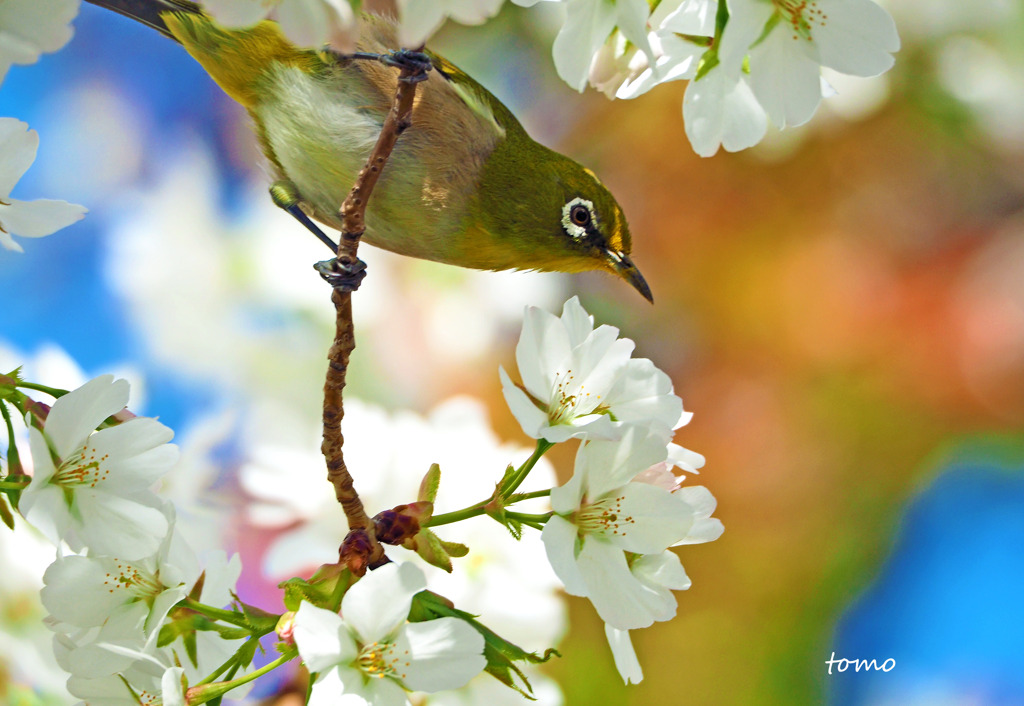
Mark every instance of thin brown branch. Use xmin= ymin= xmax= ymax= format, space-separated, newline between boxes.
xmin=321 ymin=59 xmax=426 ymax=574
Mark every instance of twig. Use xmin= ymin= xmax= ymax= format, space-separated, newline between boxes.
xmin=320 ymin=57 xmax=427 ymax=575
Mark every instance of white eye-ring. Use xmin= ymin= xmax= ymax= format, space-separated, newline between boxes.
xmin=562 ymin=198 xmax=594 ymax=239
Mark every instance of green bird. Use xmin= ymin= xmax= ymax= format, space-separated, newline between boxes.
xmin=84 ymin=0 xmax=653 ymax=301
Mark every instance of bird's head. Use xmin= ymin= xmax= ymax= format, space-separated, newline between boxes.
xmin=473 ymin=138 xmax=653 ymax=303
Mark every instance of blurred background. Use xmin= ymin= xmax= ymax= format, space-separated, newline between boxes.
xmin=2 ymin=0 xmax=1024 ymax=704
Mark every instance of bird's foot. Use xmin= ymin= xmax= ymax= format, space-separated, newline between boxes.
xmin=381 ymin=49 xmax=433 ymax=82
xmin=347 ymin=49 xmax=432 ymax=83
xmin=315 ymin=257 xmax=367 ymax=292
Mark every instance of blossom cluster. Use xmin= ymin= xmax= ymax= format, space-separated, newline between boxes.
xmin=7 ymin=375 xmax=243 ymax=704
xmin=500 ymin=297 xmax=723 ymax=683
xmin=3 ymin=373 xmax=498 ymax=705
xmin=521 ymin=0 xmax=900 ymax=156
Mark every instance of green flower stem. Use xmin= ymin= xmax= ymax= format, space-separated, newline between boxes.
xmin=500 ymin=439 xmax=555 ymax=498
xmin=181 ymin=598 xmax=254 ymax=630
xmin=194 ymin=650 xmax=241 ymax=686
xmin=15 ymin=381 xmax=67 ymax=398
xmin=187 ymin=650 xmax=297 ymax=705
xmin=425 ymin=503 xmax=488 ymax=528
xmin=0 ymin=402 xmax=22 ymax=476
xmin=0 ymin=480 xmax=30 ymax=491
xmin=425 ymin=444 xmax=555 ymax=529
xmin=505 ymin=511 xmax=553 ymax=525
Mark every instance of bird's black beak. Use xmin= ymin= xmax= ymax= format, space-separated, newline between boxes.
xmin=605 ymin=250 xmax=654 ymax=303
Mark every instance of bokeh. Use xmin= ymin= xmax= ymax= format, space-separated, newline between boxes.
xmin=2 ymin=1 xmax=1023 ymax=704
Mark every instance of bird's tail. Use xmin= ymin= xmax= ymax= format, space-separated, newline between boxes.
xmin=83 ymin=0 xmax=203 ymax=41
xmin=84 ymin=0 xmax=317 ymax=109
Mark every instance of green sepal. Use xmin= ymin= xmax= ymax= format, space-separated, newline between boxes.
xmin=484 ymin=499 xmax=523 ymax=540
xmin=408 ymin=528 xmax=469 ymax=573
xmin=183 ymin=625 xmax=199 ymax=668
xmin=411 ymin=591 xmax=560 ymax=698
xmin=0 ymin=368 xmax=22 ymax=399
xmin=279 ymin=563 xmax=352 ymax=612
xmin=419 ymin=463 xmax=441 ymax=503
xmin=749 ymin=12 xmax=781 ymax=51
xmin=693 ymin=47 xmax=720 ymax=82
xmin=0 ymin=493 xmax=15 ymax=530
xmin=440 ymin=537 xmax=469 ymax=558
xmin=497 ymin=464 xmax=516 ymax=489
xmin=233 ymin=635 xmax=262 ymax=669
xmin=236 ymin=598 xmax=281 ymax=636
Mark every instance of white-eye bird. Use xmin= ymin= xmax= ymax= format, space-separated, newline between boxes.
xmin=84 ymin=0 xmax=653 ymax=301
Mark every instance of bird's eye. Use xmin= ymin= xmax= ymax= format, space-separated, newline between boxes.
xmin=562 ymin=198 xmax=596 ymax=240
xmin=570 ymin=204 xmax=591 ymax=227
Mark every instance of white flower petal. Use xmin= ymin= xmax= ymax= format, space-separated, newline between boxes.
xmin=553 ymin=0 xmax=618 ymax=92
xmin=45 ymin=375 xmax=129 ymax=459
xmin=161 ymin=667 xmax=186 ymax=706
xmin=0 ymin=0 xmax=79 ymax=75
xmin=657 ymin=0 xmax=716 ymax=35
xmin=576 ymin=538 xmax=672 ymax=630
xmin=516 ymin=306 xmax=568 ymax=400
xmin=276 ymin=0 xmax=332 ymax=47
xmin=73 ymin=491 xmax=169 ymax=559
xmin=576 ymin=427 xmax=668 ymax=497
xmin=200 ymin=0 xmax=271 ymax=27
xmin=667 ymin=443 xmax=705 ymax=473
xmin=401 ymin=618 xmax=486 ymax=692
xmin=541 ymin=515 xmax=589 ymax=596
xmin=397 ymin=0 xmax=446 ymax=47
xmin=342 ymin=562 xmax=426 ymax=644
xmin=672 ymin=485 xmax=723 ymax=544
xmin=0 ymin=118 xmax=37 ymax=196
xmin=720 ymin=0 xmax=774 ymax=71
xmin=674 ymin=484 xmax=717 ymax=517
xmin=749 ymin=28 xmax=824 ymax=127
xmin=89 ymin=417 xmax=174 ymax=466
xmin=813 ymin=0 xmax=899 ymax=77
xmin=307 ymin=666 xmax=348 ymax=706
xmin=17 ymin=482 xmax=67 ymax=546
xmin=41 ymin=555 xmax=126 ymax=627
xmin=610 ymin=482 xmax=695 ymax=553
xmin=613 ymin=0 xmax=656 ymax=70
xmin=604 ymin=624 xmax=643 ymax=684
xmin=0 ymin=197 xmax=86 ymax=238
xmin=294 ymin=602 xmax=357 ymax=673
xmin=549 ymin=468 xmax=584 ymax=514
xmin=632 ymin=550 xmax=691 ymax=592
xmin=683 ymin=66 xmax=767 ymax=157
xmin=560 ymin=296 xmax=595 ymax=347
xmin=358 ymin=674 xmax=409 ymax=706
xmin=499 ymin=367 xmax=549 ymax=439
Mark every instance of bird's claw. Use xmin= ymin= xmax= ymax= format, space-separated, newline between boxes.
xmin=315 ymin=257 xmax=368 ymax=291
xmin=381 ymin=49 xmax=433 ymax=82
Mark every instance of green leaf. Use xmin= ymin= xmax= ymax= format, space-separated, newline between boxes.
xmin=419 ymin=463 xmax=441 ymax=503
xmin=411 ymin=591 xmax=560 ymax=698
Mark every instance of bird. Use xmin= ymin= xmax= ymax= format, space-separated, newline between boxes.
xmin=83 ymin=0 xmax=653 ymax=301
